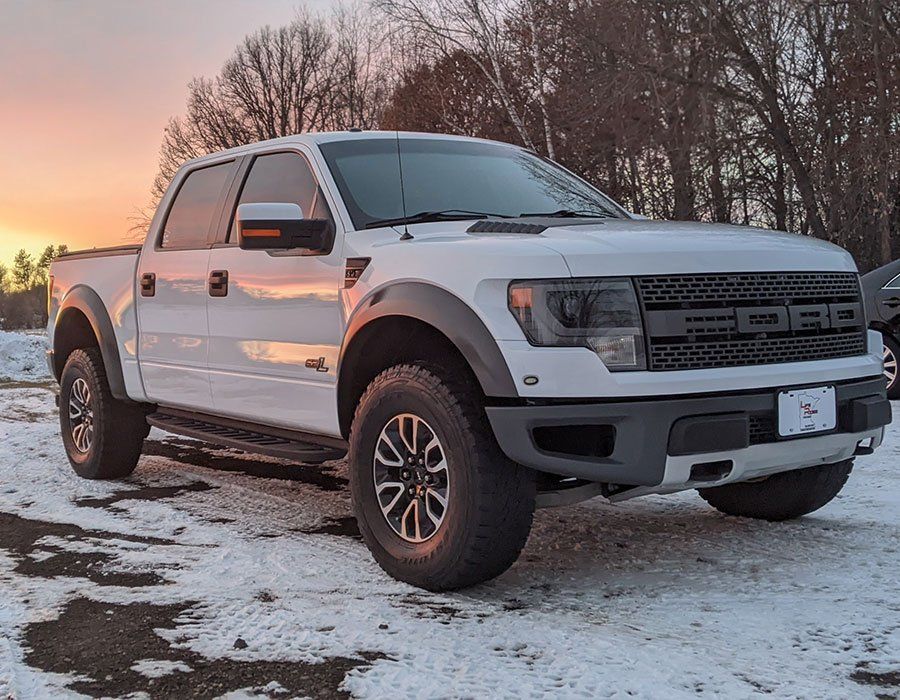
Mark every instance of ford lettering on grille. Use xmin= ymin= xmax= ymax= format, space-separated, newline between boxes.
xmin=635 ymin=272 xmax=867 ymax=371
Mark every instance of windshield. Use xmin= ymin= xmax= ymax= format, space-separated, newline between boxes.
xmin=319 ymin=137 xmax=625 ymax=230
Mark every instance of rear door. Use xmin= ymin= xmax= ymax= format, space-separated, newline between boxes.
xmin=137 ymin=160 xmax=237 ymax=408
xmin=206 ymin=149 xmax=345 ymax=435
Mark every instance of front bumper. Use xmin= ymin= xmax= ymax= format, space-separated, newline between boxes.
xmin=486 ymin=376 xmax=890 ymax=490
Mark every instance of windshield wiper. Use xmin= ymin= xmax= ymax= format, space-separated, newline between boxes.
xmin=364 ymin=209 xmax=512 ymax=230
xmin=519 ymin=208 xmax=616 ymax=219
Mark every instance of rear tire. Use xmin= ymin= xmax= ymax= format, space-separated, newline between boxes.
xmin=697 ymin=459 xmax=853 ymax=521
xmin=349 ymin=363 xmax=536 ymax=591
xmin=59 ymin=348 xmax=150 ymax=480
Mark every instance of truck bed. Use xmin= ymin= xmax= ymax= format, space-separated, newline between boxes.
xmin=48 ymin=242 xmax=146 ymax=401
xmin=56 ymin=244 xmax=142 ymax=262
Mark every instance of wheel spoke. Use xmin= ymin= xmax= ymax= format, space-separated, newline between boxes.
xmin=426 ymin=456 xmax=447 ymax=475
xmin=400 ymin=498 xmax=421 ymax=541
xmin=73 ymin=423 xmax=87 ymax=452
xmin=426 ymin=488 xmax=447 ymax=509
xmin=423 ymin=437 xmax=445 ymax=473
xmin=424 ymin=488 xmax=448 ymax=527
xmin=424 ymin=494 xmax=444 ymax=528
xmin=399 ymin=415 xmax=418 ymax=454
xmin=376 ymin=481 xmax=405 ymax=516
xmin=376 ymin=430 xmax=404 ymax=467
xmin=73 ymin=379 xmax=86 ymax=405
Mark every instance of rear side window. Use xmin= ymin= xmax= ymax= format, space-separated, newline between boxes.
xmin=161 ymin=161 xmax=235 ymax=249
xmin=228 ymin=152 xmax=332 ymax=242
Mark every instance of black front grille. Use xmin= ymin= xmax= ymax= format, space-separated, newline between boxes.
xmin=636 ymin=272 xmax=866 ymax=371
xmin=638 ymin=272 xmax=861 ymax=306
xmin=748 ymin=414 xmax=777 ymax=445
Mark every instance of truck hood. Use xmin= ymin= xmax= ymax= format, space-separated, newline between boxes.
xmin=458 ymin=219 xmax=857 ymax=276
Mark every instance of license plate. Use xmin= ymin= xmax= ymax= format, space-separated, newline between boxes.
xmin=777 ymin=386 xmax=836 ymax=437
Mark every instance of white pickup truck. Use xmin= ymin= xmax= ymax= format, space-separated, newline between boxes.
xmin=48 ymin=131 xmax=891 ymax=590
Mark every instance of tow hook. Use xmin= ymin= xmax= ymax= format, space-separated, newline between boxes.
xmin=854 ymin=442 xmax=875 ymax=456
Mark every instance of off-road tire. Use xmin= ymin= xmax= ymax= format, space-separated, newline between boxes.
xmin=349 ymin=363 xmax=536 ymax=591
xmin=882 ymin=333 xmax=900 ymax=400
xmin=698 ymin=459 xmax=853 ymax=521
xmin=59 ymin=348 xmax=150 ymax=480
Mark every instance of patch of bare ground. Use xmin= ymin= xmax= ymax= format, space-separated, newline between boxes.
xmin=0 ymin=511 xmax=172 ymax=586
xmin=23 ymin=597 xmax=386 ymax=699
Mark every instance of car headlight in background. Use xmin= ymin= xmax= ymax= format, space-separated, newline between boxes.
xmin=508 ymin=278 xmax=646 ymax=371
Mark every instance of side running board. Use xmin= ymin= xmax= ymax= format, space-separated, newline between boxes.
xmin=146 ymin=409 xmax=347 ymax=464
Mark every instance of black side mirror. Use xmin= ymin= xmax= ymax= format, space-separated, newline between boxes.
xmin=237 ymin=203 xmax=331 ymax=252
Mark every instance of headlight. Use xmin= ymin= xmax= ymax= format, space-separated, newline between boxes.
xmin=508 ymin=277 xmax=646 ymax=371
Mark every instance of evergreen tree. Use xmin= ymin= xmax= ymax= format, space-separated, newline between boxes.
xmin=11 ymin=250 xmax=34 ymax=290
xmin=35 ymin=245 xmax=56 ymax=285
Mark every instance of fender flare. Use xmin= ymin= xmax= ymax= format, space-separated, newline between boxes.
xmin=54 ymin=286 xmax=128 ymax=400
xmin=339 ymin=281 xmax=518 ymax=398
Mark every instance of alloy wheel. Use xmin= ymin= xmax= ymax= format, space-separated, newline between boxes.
xmin=884 ymin=343 xmax=897 ymax=390
xmin=69 ymin=377 xmax=95 ymax=453
xmin=373 ymin=413 xmax=450 ymax=543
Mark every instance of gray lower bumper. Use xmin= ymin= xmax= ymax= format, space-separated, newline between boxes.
xmin=486 ymin=376 xmax=890 ymax=487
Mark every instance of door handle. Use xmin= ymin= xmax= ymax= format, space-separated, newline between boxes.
xmin=209 ymin=270 xmax=229 ymax=297
xmin=140 ymin=272 xmax=156 ymax=297
xmin=882 ymin=297 xmax=900 ymax=309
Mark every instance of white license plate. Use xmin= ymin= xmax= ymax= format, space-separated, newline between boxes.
xmin=777 ymin=386 xmax=836 ymax=437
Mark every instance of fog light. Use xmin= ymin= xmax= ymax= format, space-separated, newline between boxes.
xmin=588 ymin=334 xmax=638 ymax=368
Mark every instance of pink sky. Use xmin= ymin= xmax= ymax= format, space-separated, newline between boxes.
xmin=0 ymin=0 xmax=335 ymax=266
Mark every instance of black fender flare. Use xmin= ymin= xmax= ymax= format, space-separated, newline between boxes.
xmin=54 ymin=286 xmax=128 ymax=400
xmin=339 ymin=281 xmax=518 ymax=398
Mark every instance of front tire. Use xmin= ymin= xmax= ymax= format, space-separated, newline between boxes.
xmin=349 ymin=363 xmax=536 ymax=591
xmin=698 ymin=459 xmax=853 ymax=521
xmin=59 ymin=348 xmax=150 ymax=480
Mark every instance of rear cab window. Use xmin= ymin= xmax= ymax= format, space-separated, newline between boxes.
xmin=161 ymin=161 xmax=236 ymax=249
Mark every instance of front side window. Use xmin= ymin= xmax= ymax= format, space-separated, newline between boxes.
xmin=161 ymin=161 xmax=235 ymax=249
xmin=884 ymin=273 xmax=900 ymax=290
xmin=228 ymin=152 xmax=332 ymax=242
xmin=319 ymin=138 xmax=624 ymax=230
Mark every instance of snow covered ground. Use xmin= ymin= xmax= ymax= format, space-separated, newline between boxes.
xmin=0 ymin=330 xmax=49 ymax=383
xmin=0 ymin=331 xmax=897 ymax=699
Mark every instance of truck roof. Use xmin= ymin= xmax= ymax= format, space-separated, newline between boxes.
xmin=183 ymin=130 xmax=521 ymax=168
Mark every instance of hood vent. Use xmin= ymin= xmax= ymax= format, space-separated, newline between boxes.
xmin=467 ymin=220 xmax=547 ymax=235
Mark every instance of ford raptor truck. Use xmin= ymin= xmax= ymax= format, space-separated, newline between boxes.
xmin=47 ymin=131 xmax=891 ymax=590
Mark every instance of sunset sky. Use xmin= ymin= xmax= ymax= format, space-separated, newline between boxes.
xmin=0 ymin=0 xmax=336 ymax=267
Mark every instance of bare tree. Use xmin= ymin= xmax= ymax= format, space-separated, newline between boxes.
xmin=136 ymin=4 xmax=392 ymax=236
xmin=376 ymin=0 xmax=542 ymax=151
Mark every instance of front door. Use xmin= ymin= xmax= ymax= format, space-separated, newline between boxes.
xmin=137 ymin=160 xmax=236 ymax=409
xmin=206 ymin=150 xmax=344 ymax=436
xmin=874 ymin=276 xmax=900 ymax=329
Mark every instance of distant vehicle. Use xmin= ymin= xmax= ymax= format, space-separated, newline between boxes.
xmin=46 ymin=131 xmax=891 ymax=591
xmin=862 ymin=259 xmax=900 ymax=399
